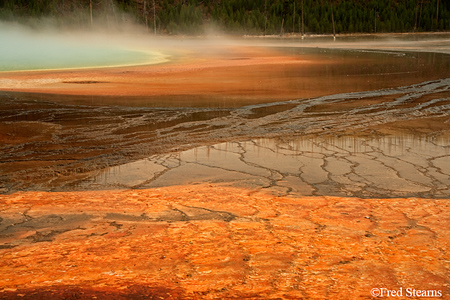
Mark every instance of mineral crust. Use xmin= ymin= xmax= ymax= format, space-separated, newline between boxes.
xmin=0 ymin=185 xmax=449 ymax=299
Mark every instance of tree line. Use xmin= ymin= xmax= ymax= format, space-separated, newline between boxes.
xmin=1 ymin=0 xmax=448 ymax=34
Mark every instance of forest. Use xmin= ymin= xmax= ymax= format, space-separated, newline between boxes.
xmin=0 ymin=0 xmax=448 ymax=35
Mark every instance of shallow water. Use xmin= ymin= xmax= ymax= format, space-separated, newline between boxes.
xmin=2 ymin=73 xmax=449 ymax=196
xmin=0 ymin=35 xmax=449 ymax=195
xmin=6 ymin=43 xmax=450 ymax=108
xmin=82 ymin=134 xmax=450 ymax=198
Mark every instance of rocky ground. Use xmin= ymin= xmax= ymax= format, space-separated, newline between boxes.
xmin=0 ymin=185 xmax=449 ymax=299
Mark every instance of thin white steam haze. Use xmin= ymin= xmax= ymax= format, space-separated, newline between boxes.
xmin=1 ymin=15 xmax=450 ymax=73
xmin=0 ymin=18 xmax=246 ymax=72
xmin=0 ymin=22 xmax=172 ymax=71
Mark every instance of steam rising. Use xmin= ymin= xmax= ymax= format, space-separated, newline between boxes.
xmin=0 ymin=22 xmax=169 ymax=72
xmin=1 ymin=16 xmax=450 ymax=73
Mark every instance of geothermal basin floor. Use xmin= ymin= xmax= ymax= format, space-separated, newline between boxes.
xmin=1 ymin=37 xmax=450 ymax=299
xmin=1 ymin=185 xmax=449 ymax=299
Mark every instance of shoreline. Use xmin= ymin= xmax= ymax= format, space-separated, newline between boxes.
xmin=0 ymin=46 xmax=311 ymax=99
xmin=1 ymin=33 xmax=449 ymax=101
xmin=243 ymin=31 xmax=450 ymax=38
xmin=0 ymin=49 xmax=170 ymax=74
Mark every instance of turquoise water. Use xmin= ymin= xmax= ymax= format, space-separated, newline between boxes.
xmin=0 ymin=25 xmax=163 ymax=71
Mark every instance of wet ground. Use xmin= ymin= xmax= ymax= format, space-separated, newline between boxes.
xmin=85 ymin=134 xmax=450 ymax=199
xmin=1 ymin=35 xmax=450 ymax=299
xmin=1 ymin=36 xmax=450 ymax=198
xmin=1 ymin=75 xmax=450 ymax=197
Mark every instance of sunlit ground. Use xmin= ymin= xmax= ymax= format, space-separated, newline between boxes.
xmin=0 ymin=26 xmax=449 ymax=299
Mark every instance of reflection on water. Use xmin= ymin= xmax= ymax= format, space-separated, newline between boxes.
xmin=1 ymin=73 xmax=450 ymax=194
xmin=86 ymin=134 xmax=450 ymax=198
xmin=2 ymin=37 xmax=450 ymax=108
xmin=1 ymin=36 xmax=450 ymax=195
xmin=94 ymin=160 xmax=166 ymax=188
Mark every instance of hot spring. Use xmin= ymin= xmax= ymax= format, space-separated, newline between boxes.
xmin=0 ymin=23 xmax=167 ymax=71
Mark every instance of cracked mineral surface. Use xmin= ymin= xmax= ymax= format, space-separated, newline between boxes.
xmin=84 ymin=134 xmax=450 ymax=199
xmin=0 ymin=35 xmax=450 ymax=299
xmin=0 ymin=186 xmax=449 ymax=299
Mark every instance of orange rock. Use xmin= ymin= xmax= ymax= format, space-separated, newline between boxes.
xmin=0 ymin=185 xmax=449 ymax=299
